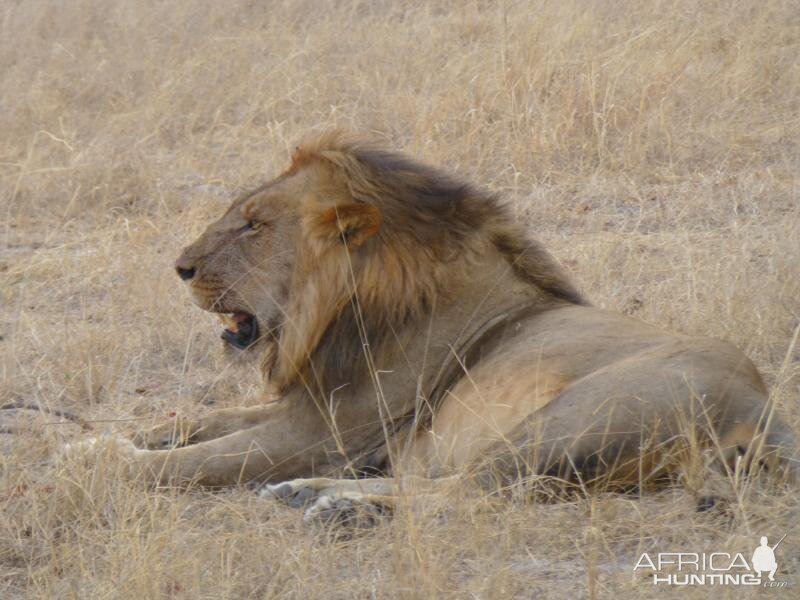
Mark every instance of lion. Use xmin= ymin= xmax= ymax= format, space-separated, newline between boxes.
xmin=68 ymin=131 xmax=797 ymax=519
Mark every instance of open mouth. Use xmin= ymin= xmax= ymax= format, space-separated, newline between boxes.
xmin=219 ymin=312 xmax=260 ymax=350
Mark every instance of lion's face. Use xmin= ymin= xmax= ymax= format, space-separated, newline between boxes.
xmin=173 ymin=147 xmax=385 ymax=392
xmin=174 ymin=173 xmax=306 ymax=354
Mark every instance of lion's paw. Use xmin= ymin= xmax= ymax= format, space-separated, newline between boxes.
xmin=301 ymin=493 xmax=390 ymax=527
xmin=260 ymin=478 xmax=391 ymax=527
xmin=260 ymin=479 xmax=322 ymax=508
xmin=58 ymin=434 xmax=141 ymax=465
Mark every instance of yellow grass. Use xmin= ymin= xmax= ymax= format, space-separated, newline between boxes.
xmin=1 ymin=0 xmax=799 ymax=597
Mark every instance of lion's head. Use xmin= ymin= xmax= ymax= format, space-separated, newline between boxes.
xmin=175 ymin=131 xmax=583 ymax=394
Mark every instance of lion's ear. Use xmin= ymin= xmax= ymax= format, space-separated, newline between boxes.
xmin=309 ymin=203 xmax=381 ymax=248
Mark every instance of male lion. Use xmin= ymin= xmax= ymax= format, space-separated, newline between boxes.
xmin=71 ymin=132 xmax=797 ymax=517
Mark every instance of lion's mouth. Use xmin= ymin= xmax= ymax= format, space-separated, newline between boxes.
xmin=218 ymin=312 xmax=260 ymax=350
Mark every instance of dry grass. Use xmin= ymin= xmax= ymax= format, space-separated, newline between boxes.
xmin=1 ymin=0 xmax=799 ymax=597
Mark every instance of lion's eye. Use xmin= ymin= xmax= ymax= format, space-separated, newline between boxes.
xmin=239 ymin=221 xmax=261 ymax=234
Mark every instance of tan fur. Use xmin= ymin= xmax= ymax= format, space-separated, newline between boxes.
xmin=116 ymin=132 xmax=795 ymax=494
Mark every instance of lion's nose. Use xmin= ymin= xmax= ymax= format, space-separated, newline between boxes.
xmin=176 ymin=266 xmax=195 ymax=281
xmin=174 ymin=257 xmax=196 ymax=281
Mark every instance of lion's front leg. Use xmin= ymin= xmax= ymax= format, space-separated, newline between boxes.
xmin=128 ymin=417 xmax=332 ymax=486
xmin=133 ymin=404 xmax=280 ymax=449
xmin=61 ymin=399 xmax=333 ymax=487
xmin=59 ymin=430 xmax=276 ymax=486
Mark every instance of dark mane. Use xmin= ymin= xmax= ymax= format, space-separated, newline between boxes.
xmin=299 ymin=131 xmax=587 ymax=307
xmin=276 ymin=132 xmax=586 ymax=399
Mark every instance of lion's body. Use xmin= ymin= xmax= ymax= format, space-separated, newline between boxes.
xmin=412 ymin=305 xmax=773 ymax=482
xmin=107 ymin=132 xmax=794 ymax=510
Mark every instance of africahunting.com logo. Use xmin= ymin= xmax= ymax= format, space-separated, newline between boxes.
xmin=634 ymin=535 xmax=790 ymax=587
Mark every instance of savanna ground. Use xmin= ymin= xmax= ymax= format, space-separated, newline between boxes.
xmin=1 ymin=1 xmax=799 ymax=598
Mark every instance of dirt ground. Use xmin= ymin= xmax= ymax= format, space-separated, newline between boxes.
xmin=1 ymin=1 xmax=799 ymax=598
